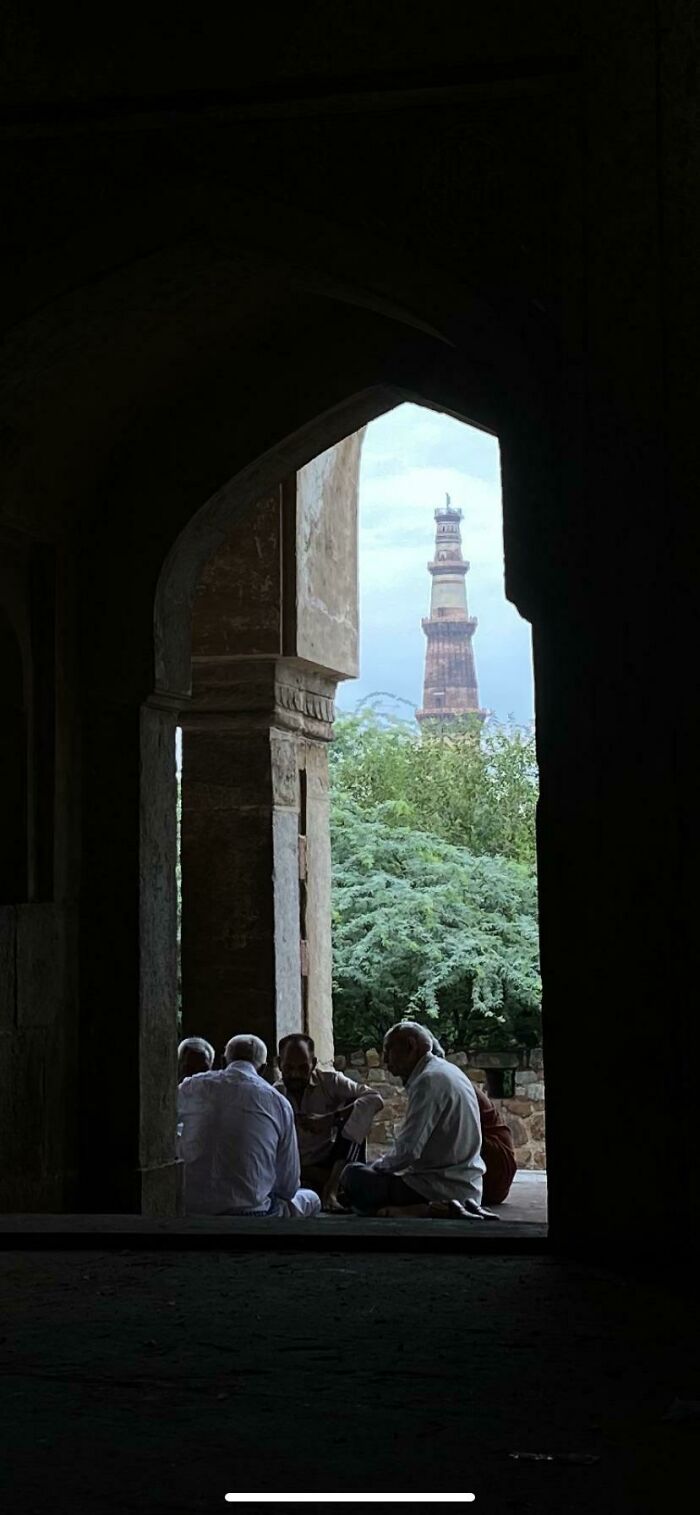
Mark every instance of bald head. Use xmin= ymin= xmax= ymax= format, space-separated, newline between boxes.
xmin=383 ymin=1021 xmax=433 ymax=1084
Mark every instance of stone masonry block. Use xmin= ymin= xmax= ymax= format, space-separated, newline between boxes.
xmin=503 ymin=1112 xmax=528 ymax=1146
xmin=503 ymin=1098 xmax=533 ymax=1117
xmin=270 ymin=730 xmax=300 ymax=808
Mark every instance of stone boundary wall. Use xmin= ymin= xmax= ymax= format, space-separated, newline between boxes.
xmin=334 ymin=1045 xmax=546 ymax=1170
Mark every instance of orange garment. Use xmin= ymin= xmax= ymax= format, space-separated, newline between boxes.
xmin=474 ymin=1084 xmax=517 ymax=1206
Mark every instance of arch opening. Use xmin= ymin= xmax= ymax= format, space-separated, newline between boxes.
xmin=148 ymin=391 xmax=544 ymax=1228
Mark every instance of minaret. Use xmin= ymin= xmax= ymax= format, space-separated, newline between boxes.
xmin=417 ymin=496 xmax=487 ymax=726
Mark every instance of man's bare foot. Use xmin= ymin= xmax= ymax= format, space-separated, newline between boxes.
xmin=323 ymin=1192 xmax=349 ymax=1214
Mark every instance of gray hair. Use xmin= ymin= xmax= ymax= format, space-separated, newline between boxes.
xmin=224 ymin=1034 xmax=267 ymax=1070
xmin=383 ymin=1021 xmax=433 ymax=1054
xmin=178 ymin=1037 xmax=215 ymax=1067
xmin=430 ymin=1034 xmax=446 ymax=1058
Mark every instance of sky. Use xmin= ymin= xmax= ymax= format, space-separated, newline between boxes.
xmin=338 ymin=403 xmax=534 ymax=725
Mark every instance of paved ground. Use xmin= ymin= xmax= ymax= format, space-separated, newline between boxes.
xmin=490 ymin=1170 xmax=547 ymax=1224
xmin=0 ymin=1232 xmax=696 ymax=1513
xmin=0 ymin=1173 xmax=548 ymax=1244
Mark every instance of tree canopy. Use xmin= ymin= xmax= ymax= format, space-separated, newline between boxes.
xmin=329 ymin=706 xmax=541 ymax=1051
xmin=330 ymin=707 xmax=538 ymax=868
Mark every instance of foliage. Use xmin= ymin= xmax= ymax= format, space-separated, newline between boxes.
xmin=331 ymin=793 xmax=541 ymax=1053
xmin=329 ymin=705 xmax=538 ymax=868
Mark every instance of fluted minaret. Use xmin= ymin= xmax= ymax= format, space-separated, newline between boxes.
xmin=416 ymin=496 xmax=487 ymax=726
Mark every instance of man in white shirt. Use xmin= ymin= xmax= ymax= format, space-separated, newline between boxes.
xmin=339 ymin=1021 xmax=487 ymax=1217
xmin=275 ymin=1033 xmax=384 ymax=1210
xmin=177 ymin=1036 xmax=215 ymax=1082
xmin=177 ymin=1033 xmax=321 ymax=1217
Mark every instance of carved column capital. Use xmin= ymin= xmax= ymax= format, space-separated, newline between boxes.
xmin=180 ymin=657 xmax=338 ymax=742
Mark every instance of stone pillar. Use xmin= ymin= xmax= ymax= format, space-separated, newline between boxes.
xmin=179 ymin=433 xmax=362 ymax=1076
xmin=76 ymin=697 xmax=182 ymax=1215
xmin=180 ymin=660 xmax=337 ymax=1067
xmin=303 ymin=738 xmax=334 ymax=1066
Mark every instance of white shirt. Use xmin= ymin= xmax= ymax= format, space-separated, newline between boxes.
xmin=177 ymin=1060 xmax=301 ymax=1215
xmin=373 ymin=1051 xmax=486 ymax=1204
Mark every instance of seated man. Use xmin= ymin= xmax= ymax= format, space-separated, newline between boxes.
xmin=178 ymin=1036 xmax=215 ymax=1082
xmin=473 ymin=1083 xmax=517 ymax=1205
xmin=177 ymin=1033 xmax=321 ymax=1218
xmin=276 ymin=1033 xmax=384 ymax=1210
xmin=429 ymin=1035 xmax=516 ymax=1205
xmin=340 ymin=1021 xmax=488 ymax=1219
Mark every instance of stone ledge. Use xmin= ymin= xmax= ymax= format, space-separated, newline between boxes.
xmin=0 ymin=1215 xmax=547 ymax=1242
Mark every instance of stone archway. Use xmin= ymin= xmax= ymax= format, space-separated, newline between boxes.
xmin=148 ymin=389 xmax=415 ymax=1124
xmin=55 ymin=272 xmax=549 ymax=1221
xmin=146 ymin=382 xmax=542 ymax=1215
xmin=63 ymin=280 xmax=547 ymax=1219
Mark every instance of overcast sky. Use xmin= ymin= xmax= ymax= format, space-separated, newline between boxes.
xmin=338 ymin=403 xmax=534 ymax=725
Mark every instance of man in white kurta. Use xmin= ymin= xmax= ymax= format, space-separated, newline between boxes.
xmin=177 ymin=1034 xmax=320 ymax=1218
xmin=340 ymin=1021 xmax=487 ymax=1215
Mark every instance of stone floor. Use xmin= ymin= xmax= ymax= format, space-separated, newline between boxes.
xmin=0 ymin=1212 xmax=697 ymax=1513
xmin=0 ymin=1173 xmax=548 ymax=1244
xmin=488 ymin=1169 xmax=547 ymax=1224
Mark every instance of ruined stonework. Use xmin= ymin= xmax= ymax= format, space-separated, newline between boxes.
xmin=416 ymin=498 xmax=488 ymax=726
xmin=335 ymin=1045 xmax=546 ymax=1171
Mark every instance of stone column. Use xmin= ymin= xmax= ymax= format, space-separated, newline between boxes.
xmin=76 ymin=697 xmax=182 ymax=1216
xmin=178 ymin=434 xmax=362 ymax=1076
xmin=303 ymin=737 xmax=334 ymax=1066
xmin=180 ymin=660 xmax=337 ymax=1067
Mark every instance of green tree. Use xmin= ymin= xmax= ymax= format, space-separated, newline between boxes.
xmin=331 ymin=796 xmax=540 ymax=1052
xmin=330 ymin=706 xmax=538 ymax=867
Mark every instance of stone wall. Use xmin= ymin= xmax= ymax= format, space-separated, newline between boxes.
xmin=334 ymin=1046 xmax=546 ymax=1171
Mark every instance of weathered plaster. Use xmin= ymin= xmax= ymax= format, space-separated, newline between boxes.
xmin=290 ymin=432 xmax=363 ymax=680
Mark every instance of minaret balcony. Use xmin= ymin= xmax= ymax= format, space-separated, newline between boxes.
xmin=422 ymin=614 xmax=478 ymax=633
xmin=428 ymin=559 xmax=469 ymax=575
